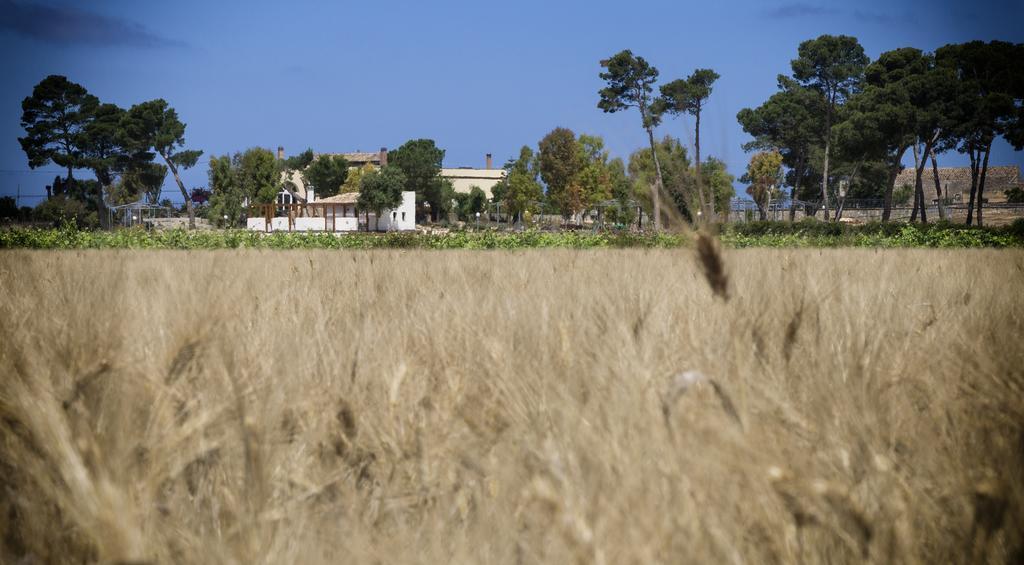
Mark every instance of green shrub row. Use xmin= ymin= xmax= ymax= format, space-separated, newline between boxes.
xmin=0 ymin=225 xmax=686 ymax=250
xmin=1 ymin=221 xmax=1021 ymax=250
xmin=720 ymin=219 xmax=1024 ymax=248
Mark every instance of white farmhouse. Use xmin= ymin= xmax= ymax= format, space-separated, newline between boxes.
xmin=246 ymin=191 xmax=416 ymax=233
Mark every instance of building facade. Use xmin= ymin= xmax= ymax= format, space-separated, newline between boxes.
xmin=440 ymin=154 xmax=506 ymax=199
xmin=893 ymin=165 xmax=1021 ymax=204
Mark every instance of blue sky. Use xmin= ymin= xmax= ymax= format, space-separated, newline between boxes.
xmin=1 ymin=0 xmax=1022 ymax=205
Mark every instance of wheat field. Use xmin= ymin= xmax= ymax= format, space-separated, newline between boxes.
xmin=1 ymin=248 xmax=1022 ymax=564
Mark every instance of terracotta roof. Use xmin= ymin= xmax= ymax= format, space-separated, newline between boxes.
xmin=316 ymin=192 xmax=359 ymax=204
xmin=894 ymin=165 xmax=1020 ymax=188
xmin=318 ymin=152 xmax=383 ymax=164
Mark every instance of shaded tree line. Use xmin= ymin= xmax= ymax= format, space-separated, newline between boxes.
xmin=18 ymin=75 xmax=203 ymax=228
xmin=738 ymin=36 xmax=1024 ymax=225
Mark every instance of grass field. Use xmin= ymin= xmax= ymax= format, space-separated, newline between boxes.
xmin=1 ymin=248 xmax=1022 ymax=564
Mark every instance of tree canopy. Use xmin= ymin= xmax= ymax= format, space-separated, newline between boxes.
xmin=303 ymin=154 xmax=349 ymax=199
xmin=599 ymin=49 xmax=666 ymax=229
xmin=388 ymin=139 xmax=446 ymax=220
xmin=18 ymin=75 xmax=98 ymax=182
xmin=123 ymin=99 xmax=203 ymax=228
xmin=358 ymin=166 xmax=406 ymax=230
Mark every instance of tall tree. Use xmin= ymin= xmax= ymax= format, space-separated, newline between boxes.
xmin=598 ymin=50 xmax=666 ymax=229
xmin=303 ymin=154 xmax=349 ymax=199
xmin=656 ymin=68 xmax=720 ymax=220
xmin=122 ymin=100 xmax=203 ymax=228
xmin=80 ymin=102 xmax=167 ymax=226
xmin=237 ymin=148 xmax=279 ymax=205
xmin=19 ymin=75 xmax=98 ymax=183
xmin=838 ymin=48 xmax=927 ymax=222
xmin=538 ymin=127 xmax=583 ymax=217
xmin=936 ymin=41 xmax=1023 ymax=226
xmin=357 ymin=166 xmax=406 ymax=231
xmin=700 ymin=157 xmax=736 ymax=217
xmin=207 ymin=154 xmax=243 ymax=227
xmin=628 ymin=136 xmax=694 ymax=222
xmin=744 ymin=150 xmax=784 ymax=220
xmin=791 ymin=35 xmax=868 ymax=221
xmin=737 ymin=76 xmax=824 ymax=220
xmin=575 ymin=134 xmax=615 ymax=220
xmin=492 ymin=146 xmax=543 ymax=222
xmin=389 ymin=139 xmax=445 ymax=221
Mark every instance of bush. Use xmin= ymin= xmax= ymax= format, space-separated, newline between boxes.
xmin=2 ymin=222 xmax=1021 ymax=250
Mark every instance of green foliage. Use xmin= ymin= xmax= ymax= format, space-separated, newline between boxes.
xmin=123 ymin=100 xmax=201 ymax=166
xmin=744 ymin=150 xmax=784 ymax=215
xmin=791 ymin=35 xmax=869 ymax=105
xmin=538 ymin=127 xmax=583 ymax=214
xmin=629 ymin=136 xmax=693 ymax=219
xmin=341 ymin=163 xmax=375 ymax=193
xmin=0 ymin=226 xmax=686 ymax=250
xmin=207 ymin=155 xmax=243 ymax=227
xmin=0 ymin=196 xmax=18 ymax=219
xmin=29 ymin=196 xmax=98 ymax=228
xmin=122 ymin=98 xmax=202 ymax=226
xmin=455 ymin=186 xmax=487 ymax=221
xmin=656 ymin=69 xmax=720 ymax=118
xmin=598 ymin=50 xmax=662 ymax=128
xmin=721 ymin=220 xmax=1022 ymax=247
xmin=1005 ymin=186 xmax=1024 ymax=203
xmin=358 ymin=166 xmax=406 ymax=228
xmin=281 ymin=149 xmax=315 ymax=171
xmin=492 ymin=146 xmax=543 ymax=219
xmin=18 ymin=75 xmax=98 ymax=178
xmin=303 ymin=154 xmax=349 ymax=198
xmin=701 ymin=157 xmax=735 ymax=215
xmin=388 ymin=139 xmax=445 ymax=219
xmin=4 ymin=222 xmax=1020 ymax=250
xmin=238 ymin=148 xmax=279 ymax=204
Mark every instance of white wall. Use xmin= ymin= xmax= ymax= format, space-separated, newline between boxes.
xmin=245 ymin=193 xmax=414 ymax=232
xmin=376 ymin=191 xmax=416 ymax=231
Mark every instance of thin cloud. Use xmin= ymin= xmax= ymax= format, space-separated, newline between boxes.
xmin=762 ymin=3 xmax=840 ymax=19
xmin=851 ymin=10 xmax=903 ymax=25
xmin=0 ymin=0 xmax=185 ymax=48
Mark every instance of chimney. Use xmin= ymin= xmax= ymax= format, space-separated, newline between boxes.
xmin=379 ymin=147 xmax=388 ymax=167
xmin=277 ymin=146 xmax=284 ymax=160
xmin=486 ymin=153 xmax=493 ymax=170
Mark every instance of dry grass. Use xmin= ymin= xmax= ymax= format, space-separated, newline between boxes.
xmin=1 ymin=248 xmax=1022 ymax=564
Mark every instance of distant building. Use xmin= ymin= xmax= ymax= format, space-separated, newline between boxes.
xmin=247 ymin=190 xmax=415 ymax=233
xmin=440 ymin=154 xmax=506 ymax=199
xmin=273 ymin=147 xmax=508 ymax=207
xmin=893 ymin=165 xmax=1021 ymax=204
xmin=276 ymin=146 xmax=388 ymax=204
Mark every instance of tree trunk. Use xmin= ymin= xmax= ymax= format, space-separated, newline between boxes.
xmin=97 ymin=184 xmax=110 ymax=230
xmin=881 ymin=145 xmax=908 ymax=222
xmin=930 ymin=149 xmax=945 ymax=221
xmin=820 ymin=105 xmax=832 ymax=222
xmin=162 ymin=153 xmax=196 ymax=229
xmin=911 ymin=142 xmax=929 ymax=224
xmin=976 ymin=142 xmax=991 ymax=227
xmin=790 ymin=156 xmax=803 ymax=222
xmin=966 ymin=145 xmax=979 ymax=226
xmin=694 ymin=109 xmax=708 ymax=222
xmin=645 ymin=127 xmax=664 ymax=231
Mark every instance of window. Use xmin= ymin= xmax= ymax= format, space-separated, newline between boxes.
xmin=401 ymin=212 xmax=406 ymax=221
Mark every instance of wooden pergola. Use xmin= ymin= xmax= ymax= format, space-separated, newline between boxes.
xmin=250 ymin=202 xmax=357 ymax=232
